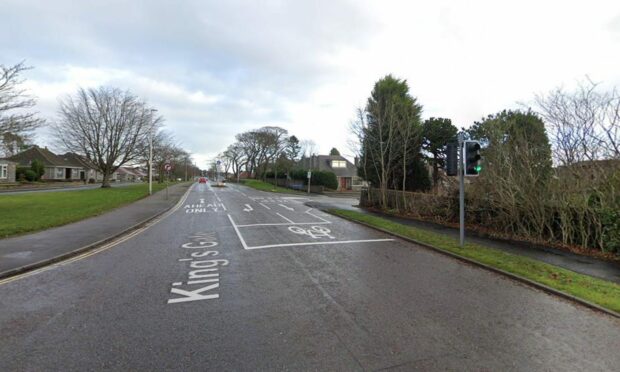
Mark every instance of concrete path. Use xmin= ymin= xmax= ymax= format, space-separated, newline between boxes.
xmin=0 ymin=182 xmax=192 ymax=278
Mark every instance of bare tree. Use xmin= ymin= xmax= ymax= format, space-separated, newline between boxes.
xmin=54 ymin=87 xmax=159 ymax=187
xmin=300 ymin=139 xmax=318 ymax=158
xmin=535 ymin=78 xmax=620 ymax=166
xmin=0 ymin=62 xmax=44 ymax=155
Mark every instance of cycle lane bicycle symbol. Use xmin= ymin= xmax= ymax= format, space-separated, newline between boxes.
xmin=288 ymin=225 xmax=335 ymax=239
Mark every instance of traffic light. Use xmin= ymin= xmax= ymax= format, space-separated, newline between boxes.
xmin=464 ymin=140 xmax=482 ymax=176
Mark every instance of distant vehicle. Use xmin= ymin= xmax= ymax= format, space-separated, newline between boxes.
xmin=198 ymin=177 xmax=207 ymax=184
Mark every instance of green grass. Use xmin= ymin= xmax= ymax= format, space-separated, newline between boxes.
xmin=329 ymin=209 xmax=620 ymax=314
xmin=0 ymin=183 xmax=172 ymax=238
xmin=241 ymin=179 xmax=306 ymax=195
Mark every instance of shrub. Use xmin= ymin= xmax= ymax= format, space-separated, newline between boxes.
xmin=600 ymin=208 xmax=620 ymax=253
xmin=30 ymin=160 xmax=45 ymax=181
xmin=24 ymin=169 xmax=37 ymax=182
xmin=88 ymin=178 xmax=96 ymax=184
xmin=311 ymin=170 xmax=338 ymax=190
xmin=16 ymin=167 xmax=29 ymax=181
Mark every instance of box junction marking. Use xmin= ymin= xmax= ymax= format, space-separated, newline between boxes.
xmin=227 ymin=208 xmax=394 ymax=250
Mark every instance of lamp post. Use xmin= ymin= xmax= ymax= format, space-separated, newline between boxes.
xmin=148 ymin=108 xmax=157 ymax=195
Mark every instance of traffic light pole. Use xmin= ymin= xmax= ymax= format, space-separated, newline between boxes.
xmin=458 ymin=132 xmax=465 ymax=247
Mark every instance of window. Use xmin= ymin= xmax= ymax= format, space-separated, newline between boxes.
xmin=56 ymin=168 xmax=64 ymax=178
xmin=0 ymin=164 xmax=7 ymax=179
xmin=331 ymin=160 xmax=346 ymax=168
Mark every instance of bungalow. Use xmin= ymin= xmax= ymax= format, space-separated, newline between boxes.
xmin=62 ymin=152 xmax=103 ymax=182
xmin=0 ymin=159 xmax=17 ymax=184
xmin=117 ymin=167 xmax=142 ymax=182
xmin=8 ymin=146 xmax=83 ymax=181
xmin=298 ymin=154 xmax=364 ymax=191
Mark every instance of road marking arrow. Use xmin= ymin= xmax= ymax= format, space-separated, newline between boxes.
xmin=243 ymin=204 xmax=253 ymax=212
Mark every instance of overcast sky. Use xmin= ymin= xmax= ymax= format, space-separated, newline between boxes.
xmin=3 ymin=0 xmax=620 ymax=166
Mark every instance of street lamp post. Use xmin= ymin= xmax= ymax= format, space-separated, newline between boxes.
xmin=148 ymin=108 xmax=157 ymax=195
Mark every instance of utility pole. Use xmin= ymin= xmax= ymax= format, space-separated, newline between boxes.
xmin=458 ymin=132 xmax=465 ymax=247
xmin=148 ymin=108 xmax=157 ymax=195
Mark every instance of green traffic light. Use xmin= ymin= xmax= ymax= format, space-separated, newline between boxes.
xmin=474 ymin=165 xmax=482 ymax=172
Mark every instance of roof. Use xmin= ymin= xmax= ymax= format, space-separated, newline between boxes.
xmin=0 ymin=159 xmax=16 ymax=164
xmin=7 ymin=146 xmax=82 ymax=168
xmin=117 ymin=167 xmax=143 ymax=176
xmin=62 ymin=152 xmax=99 ymax=170
xmin=299 ymin=155 xmax=358 ymax=178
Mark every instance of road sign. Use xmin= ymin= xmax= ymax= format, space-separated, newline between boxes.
xmin=164 ymin=163 xmax=172 ymax=171
xmin=216 ymin=160 xmax=221 ymax=166
xmin=307 ymin=171 xmax=311 ymax=179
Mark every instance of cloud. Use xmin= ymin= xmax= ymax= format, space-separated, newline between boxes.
xmin=3 ymin=0 xmax=620 ymax=167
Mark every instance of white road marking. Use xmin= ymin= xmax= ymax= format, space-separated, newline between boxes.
xmin=235 ymin=222 xmax=330 ymax=227
xmin=278 ymin=204 xmax=294 ymax=211
xmin=243 ymin=204 xmax=253 ymax=212
xmin=245 ymin=239 xmax=395 ymax=250
xmin=221 ymin=203 xmax=227 ymax=211
xmin=227 ymin=214 xmax=249 ymax=250
xmin=288 ymin=225 xmax=335 ymax=239
xmin=306 ymin=210 xmax=330 ymax=223
xmin=276 ymin=212 xmax=295 ymax=223
xmin=259 ymin=203 xmax=271 ymax=210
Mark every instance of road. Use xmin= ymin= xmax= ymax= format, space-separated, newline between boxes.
xmin=0 ymin=182 xmax=618 ymax=371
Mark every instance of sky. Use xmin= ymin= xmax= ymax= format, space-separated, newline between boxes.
xmin=3 ymin=0 xmax=620 ymax=167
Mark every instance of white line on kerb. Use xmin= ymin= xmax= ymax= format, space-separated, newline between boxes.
xmin=259 ymin=203 xmax=271 ymax=210
xmin=227 ymin=214 xmax=249 ymax=250
xmin=276 ymin=212 xmax=295 ymax=223
xmin=245 ymin=239 xmax=395 ymax=250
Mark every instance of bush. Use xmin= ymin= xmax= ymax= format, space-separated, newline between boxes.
xmin=16 ymin=167 xmax=29 ymax=181
xmin=30 ymin=159 xmax=45 ymax=181
xmin=24 ymin=169 xmax=37 ymax=182
xmin=311 ymin=170 xmax=338 ymax=190
xmin=600 ymin=208 xmax=620 ymax=253
xmin=88 ymin=178 xmax=96 ymax=184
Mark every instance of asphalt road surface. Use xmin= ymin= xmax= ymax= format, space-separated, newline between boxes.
xmin=1 ymin=182 xmax=618 ymax=371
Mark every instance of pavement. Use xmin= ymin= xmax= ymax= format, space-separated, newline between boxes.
xmin=0 ymin=182 xmax=192 ymax=278
xmin=307 ymin=198 xmax=620 ymax=285
xmin=0 ymin=182 xmax=619 ymax=370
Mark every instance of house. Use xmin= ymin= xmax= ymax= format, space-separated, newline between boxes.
xmin=8 ymin=146 xmax=84 ymax=181
xmin=298 ymin=154 xmax=364 ymax=191
xmin=62 ymin=152 xmax=102 ymax=182
xmin=0 ymin=159 xmax=17 ymax=183
xmin=117 ymin=167 xmax=141 ymax=182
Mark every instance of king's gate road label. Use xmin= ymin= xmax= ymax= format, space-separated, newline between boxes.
xmin=167 ymin=232 xmax=228 ymax=304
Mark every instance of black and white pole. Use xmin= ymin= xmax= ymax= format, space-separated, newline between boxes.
xmin=307 ymin=171 xmax=311 ymax=194
xmin=458 ymin=132 xmax=465 ymax=247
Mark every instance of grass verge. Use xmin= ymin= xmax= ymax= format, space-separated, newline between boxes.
xmin=329 ymin=209 xmax=620 ymax=314
xmin=0 ymin=183 xmax=173 ymax=238
xmin=241 ymin=179 xmax=305 ymax=195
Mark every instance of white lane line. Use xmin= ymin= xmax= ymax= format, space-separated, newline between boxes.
xmin=245 ymin=239 xmax=395 ymax=250
xmin=227 ymin=214 xmax=249 ymax=250
xmin=306 ymin=210 xmax=330 ymax=223
xmin=221 ymin=203 xmax=227 ymax=211
xmin=276 ymin=212 xmax=295 ymax=223
xmin=259 ymin=203 xmax=271 ymax=210
xmin=236 ymin=222 xmax=331 ymax=227
xmin=278 ymin=204 xmax=294 ymax=211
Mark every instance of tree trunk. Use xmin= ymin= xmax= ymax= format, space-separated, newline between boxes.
xmin=101 ymin=172 xmax=112 ymax=188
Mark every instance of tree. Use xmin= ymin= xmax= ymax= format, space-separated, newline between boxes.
xmin=535 ymin=78 xmax=620 ymax=165
xmin=30 ymin=159 xmax=45 ymax=181
xmin=286 ymin=135 xmax=301 ymax=161
xmin=53 ymin=87 xmax=159 ymax=188
xmin=1 ymin=132 xmax=31 ymax=156
xmin=329 ymin=147 xmax=340 ymax=156
xmin=0 ymin=62 xmax=44 ymax=156
xmin=422 ymin=117 xmax=457 ymax=188
xmin=300 ymin=139 xmax=318 ymax=158
xmin=358 ymin=75 xmax=425 ymax=206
